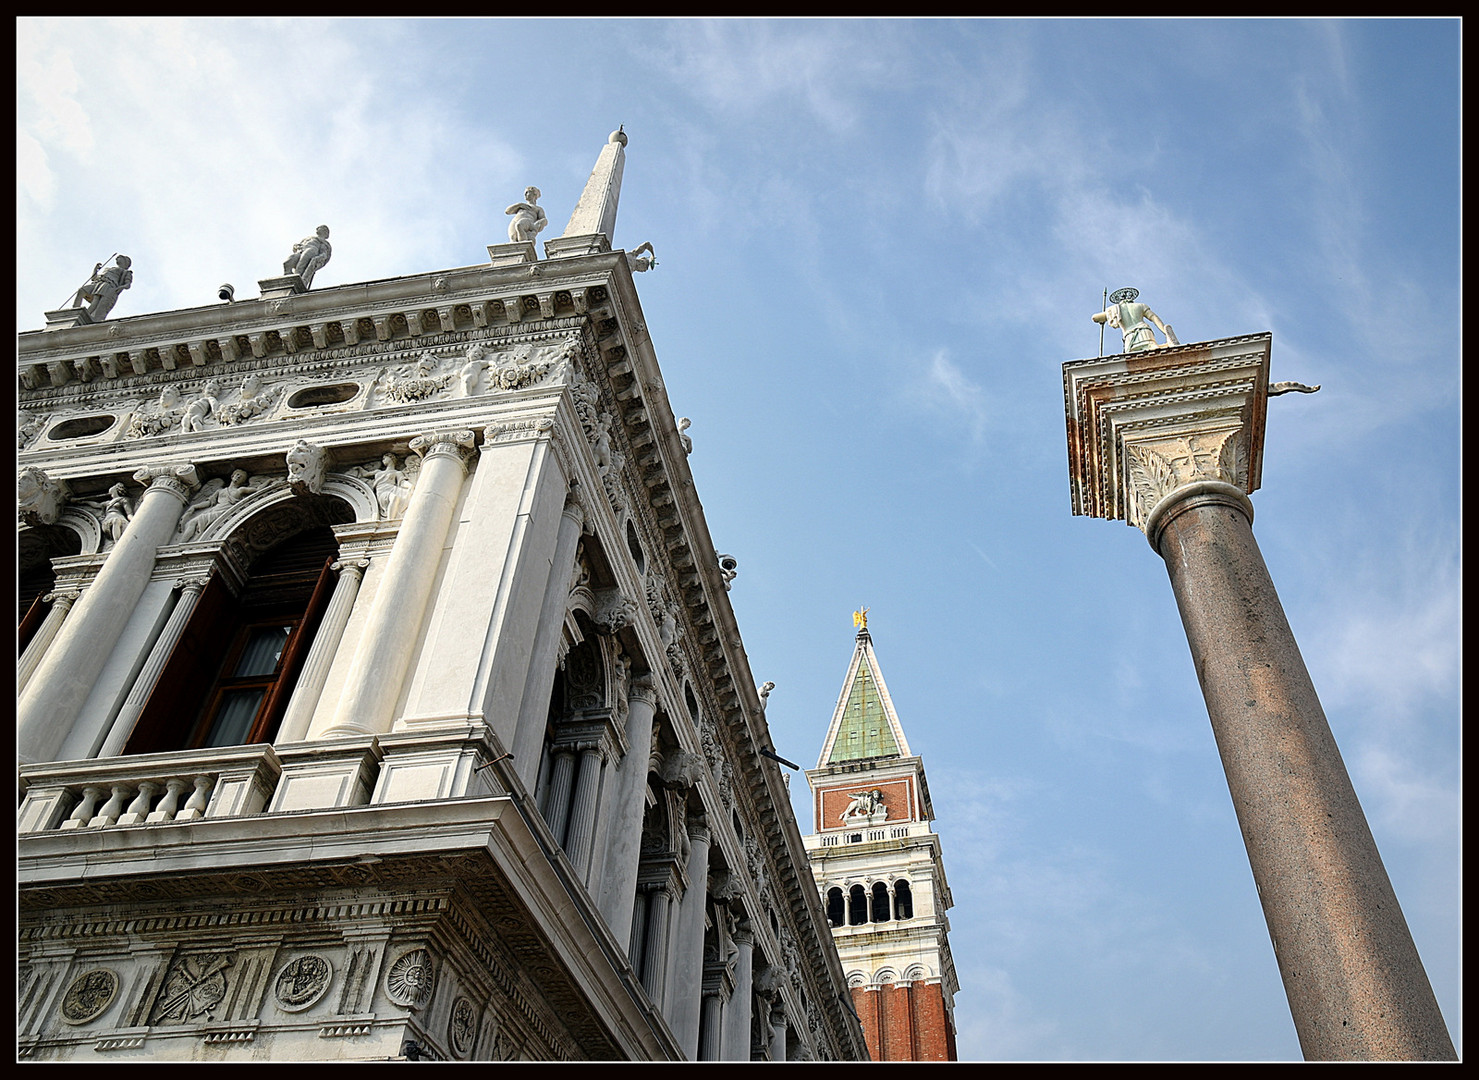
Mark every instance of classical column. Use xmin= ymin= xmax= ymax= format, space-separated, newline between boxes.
xmin=668 ymin=814 xmax=711 ymax=1058
xmin=1064 ymin=333 xmax=1455 ymax=1061
xmin=541 ymin=748 xmax=578 ymax=844
xmin=325 ymin=430 xmax=474 ymax=737
xmin=16 ymin=588 xmax=80 ymax=692
xmin=698 ymin=982 xmax=725 ymax=1062
xmin=769 ymin=1003 xmax=788 ymax=1063
xmin=17 ymin=464 xmax=199 ymax=765
xmin=598 ymin=675 xmax=660 ymax=939
xmin=563 ymin=741 xmax=607 ymax=878
xmin=642 ymin=882 xmax=675 ymax=1006
xmin=724 ymin=924 xmax=755 ymax=1061
xmin=276 ymin=558 xmax=368 ymax=744
xmin=96 ymin=573 xmax=212 ymax=757
xmin=511 ymin=489 xmax=588 ymax=793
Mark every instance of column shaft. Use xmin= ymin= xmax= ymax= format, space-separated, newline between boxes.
xmin=327 ymin=433 xmax=472 ymax=736
xmin=542 ymin=749 xmax=577 ymax=844
xmin=17 ymin=467 xmax=196 ymax=764
xmin=598 ymin=679 xmax=658 ymax=939
xmin=668 ymin=822 xmax=711 ymax=1057
xmin=643 ymin=886 xmax=673 ymax=1007
xmin=511 ymin=496 xmax=586 ymax=792
xmin=563 ymin=745 xmax=605 ymax=879
xmin=97 ymin=576 xmax=209 ymax=757
xmin=1155 ymin=488 xmax=1455 ymax=1061
xmin=279 ymin=559 xmax=366 ymax=744
xmin=17 ymin=590 xmax=79 ymax=692
xmin=698 ymin=990 xmax=724 ymax=1061
xmin=724 ymin=933 xmax=755 ymax=1060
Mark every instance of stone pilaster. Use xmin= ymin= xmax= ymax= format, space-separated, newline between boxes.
xmin=16 ymin=588 xmax=80 ymax=692
xmin=724 ymin=924 xmax=755 ymax=1061
xmin=668 ymin=815 xmax=711 ymax=1058
xmin=1063 ymin=333 xmax=1455 ymax=1061
xmin=17 ymin=464 xmax=199 ymax=764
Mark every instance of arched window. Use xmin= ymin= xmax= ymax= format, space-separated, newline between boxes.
xmin=871 ymin=881 xmax=891 ymax=922
xmin=848 ymin=884 xmax=868 ymax=926
xmin=123 ymin=524 xmax=340 ymax=754
xmin=826 ymin=887 xmax=845 ymax=928
xmin=894 ymin=879 xmax=914 ymax=920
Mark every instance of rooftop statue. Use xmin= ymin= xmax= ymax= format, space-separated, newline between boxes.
xmin=1092 ymin=288 xmax=1180 ymax=353
xmin=283 ymin=225 xmax=332 ymax=288
xmin=625 ymin=241 xmax=657 ymax=273
xmin=70 ymin=255 xmax=133 ymax=321
xmin=506 ymin=186 xmax=548 ymax=244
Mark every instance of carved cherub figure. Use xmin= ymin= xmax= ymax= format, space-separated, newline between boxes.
xmin=180 ymin=380 xmax=221 ymax=433
xmin=505 ymin=187 xmax=547 ymax=244
xmin=459 ymin=344 xmax=486 ymax=397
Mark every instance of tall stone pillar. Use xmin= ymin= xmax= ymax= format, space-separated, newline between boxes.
xmin=598 ymin=675 xmax=659 ymax=940
xmin=769 ymin=1003 xmax=788 ymax=1063
xmin=668 ymin=814 xmax=711 ymax=1057
xmin=16 ymin=588 xmax=80 ymax=692
xmin=511 ymin=490 xmax=588 ymax=793
xmin=325 ymin=430 xmax=474 ymax=737
xmin=698 ymin=978 xmax=726 ymax=1061
xmin=641 ymin=881 xmax=675 ymax=1007
xmin=276 ymin=558 xmax=368 ymax=744
xmin=724 ymin=924 xmax=755 ymax=1061
xmin=563 ymin=742 xmax=606 ymax=878
xmin=17 ymin=464 xmax=199 ymax=765
xmin=97 ymin=572 xmax=213 ymax=757
xmin=1064 ymin=333 xmax=1455 ymax=1061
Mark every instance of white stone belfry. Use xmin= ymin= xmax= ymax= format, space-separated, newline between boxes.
xmin=803 ymin=621 xmax=959 ymax=1061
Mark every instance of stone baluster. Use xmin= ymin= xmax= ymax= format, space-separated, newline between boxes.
xmin=89 ymin=784 xmax=130 ymax=828
xmin=511 ymin=490 xmax=587 ymax=793
xmin=117 ymin=781 xmax=161 ymax=826
xmin=60 ymin=785 xmax=104 ymax=830
xmin=323 ymin=431 xmax=475 ymax=737
xmin=724 ymin=924 xmax=755 ymax=1061
xmin=16 ymin=589 xmax=80 ymax=692
xmin=96 ymin=574 xmax=213 ymax=758
xmin=668 ymin=815 xmax=711 ymax=1057
xmin=18 ymin=464 xmax=199 ymax=765
xmin=598 ymin=676 xmax=659 ymax=942
xmin=276 ymin=558 xmax=369 ymax=744
xmin=177 ymin=775 xmax=214 ymax=821
xmin=146 ymin=777 xmax=191 ymax=823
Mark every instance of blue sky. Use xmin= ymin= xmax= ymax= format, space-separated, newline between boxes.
xmin=17 ymin=18 xmax=1459 ymax=1061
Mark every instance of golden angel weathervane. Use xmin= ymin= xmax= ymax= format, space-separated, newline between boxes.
xmin=853 ymin=607 xmax=869 ymax=631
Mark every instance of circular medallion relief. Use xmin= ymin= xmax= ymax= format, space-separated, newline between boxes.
xmin=385 ymin=948 xmax=435 ymax=1009
xmin=448 ymin=997 xmax=477 ymax=1057
xmin=273 ymin=954 xmax=333 ymax=1012
xmin=60 ymin=968 xmax=119 ymax=1025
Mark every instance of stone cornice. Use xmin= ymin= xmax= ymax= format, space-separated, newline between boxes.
xmin=1063 ymin=333 xmax=1271 ymax=533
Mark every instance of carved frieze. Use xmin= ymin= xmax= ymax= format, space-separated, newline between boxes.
xmin=150 ymin=952 xmax=233 ymax=1024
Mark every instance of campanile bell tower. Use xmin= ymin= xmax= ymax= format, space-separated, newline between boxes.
xmin=802 ymin=615 xmax=958 ymax=1061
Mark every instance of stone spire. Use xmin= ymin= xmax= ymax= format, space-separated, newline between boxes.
xmin=547 ymin=128 xmax=628 ymax=259
xmin=816 ymin=620 xmax=912 ymax=767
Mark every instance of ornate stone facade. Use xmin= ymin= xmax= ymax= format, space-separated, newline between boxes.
xmin=18 ymin=136 xmax=866 ymax=1063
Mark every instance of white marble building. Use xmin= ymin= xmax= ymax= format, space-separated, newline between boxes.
xmin=17 ymin=132 xmax=868 ymax=1063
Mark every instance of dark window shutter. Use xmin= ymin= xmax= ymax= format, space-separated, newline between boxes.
xmin=250 ymin=555 xmax=337 ymax=743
